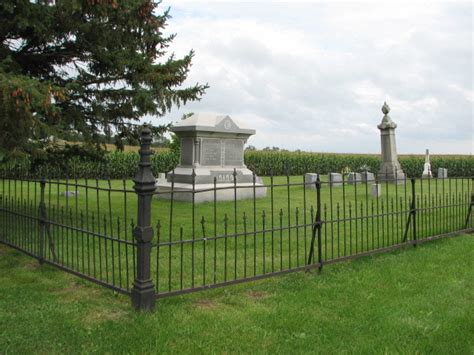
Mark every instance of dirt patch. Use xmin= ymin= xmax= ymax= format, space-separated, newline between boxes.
xmin=23 ymin=259 xmax=41 ymax=270
xmin=194 ymin=298 xmax=218 ymax=310
xmin=53 ymin=280 xmax=101 ymax=302
xmin=246 ymin=291 xmax=270 ymax=299
xmin=82 ymin=307 xmax=128 ymax=326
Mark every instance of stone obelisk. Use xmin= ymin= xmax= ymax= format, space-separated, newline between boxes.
xmin=377 ymin=102 xmax=405 ymax=183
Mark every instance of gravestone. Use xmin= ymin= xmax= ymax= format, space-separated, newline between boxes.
xmin=156 ymin=172 xmax=166 ymax=182
xmin=62 ymin=191 xmax=79 ymax=197
xmin=348 ymin=172 xmax=362 ymax=185
xmin=377 ymin=102 xmax=405 ymax=183
xmin=304 ymin=173 xmax=319 ymax=189
xmin=156 ymin=113 xmax=266 ymax=202
xmin=371 ymin=184 xmax=381 ymax=198
xmin=328 ymin=173 xmax=342 ymax=187
xmin=422 ymin=149 xmax=432 ymax=178
xmin=361 ymin=171 xmax=375 ymax=183
xmin=438 ymin=168 xmax=448 ymax=179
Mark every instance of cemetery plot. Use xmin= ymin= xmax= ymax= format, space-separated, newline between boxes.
xmin=1 ymin=175 xmax=471 ymax=297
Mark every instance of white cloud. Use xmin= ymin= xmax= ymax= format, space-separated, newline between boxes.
xmin=149 ymin=1 xmax=473 ymax=154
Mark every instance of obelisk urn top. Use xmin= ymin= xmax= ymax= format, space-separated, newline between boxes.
xmin=378 ymin=101 xmax=397 ymax=130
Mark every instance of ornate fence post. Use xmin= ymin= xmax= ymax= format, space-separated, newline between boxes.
xmin=38 ymin=177 xmax=46 ymax=264
xmin=307 ymin=175 xmax=323 ymax=271
xmin=465 ymin=177 xmax=474 ymax=229
xmin=131 ymin=126 xmax=156 ymax=311
xmin=411 ymin=178 xmax=417 ymax=247
xmin=316 ymin=175 xmax=323 ymax=272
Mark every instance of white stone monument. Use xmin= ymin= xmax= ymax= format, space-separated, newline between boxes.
xmin=156 ymin=113 xmax=267 ymax=202
xmin=422 ymin=149 xmax=432 ymax=178
xmin=377 ymin=102 xmax=406 ymax=183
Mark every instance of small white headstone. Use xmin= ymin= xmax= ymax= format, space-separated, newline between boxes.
xmin=371 ymin=184 xmax=381 ymax=198
xmin=348 ymin=172 xmax=362 ymax=184
xmin=328 ymin=173 xmax=342 ymax=187
xmin=361 ymin=171 xmax=375 ymax=183
xmin=304 ymin=173 xmax=319 ymax=189
xmin=156 ymin=172 xmax=167 ymax=184
xmin=62 ymin=191 xmax=79 ymax=197
xmin=437 ymin=168 xmax=448 ymax=179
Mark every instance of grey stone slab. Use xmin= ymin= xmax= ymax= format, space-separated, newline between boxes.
xmin=437 ymin=168 xmax=448 ymax=179
xmin=348 ymin=172 xmax=362 ymax=184
xmin=62 ymin=191 xmax=79 ymax=197
xmin=224 ymin=139 xmax=244 ymax=166
xmin=328 ymin=173 xmax=342 ymax=187
xmin=201 ymin=138 xmax=221 ymax=166
xmin=304 ymin=173 xmax=319 ymax=189
xmin=180 ymin=137 xmax=194 ymax=166
xmin=371 ymin=184 xmax=381 ymax=198
xmin=361 ymin=171 xmax=375 ymax=183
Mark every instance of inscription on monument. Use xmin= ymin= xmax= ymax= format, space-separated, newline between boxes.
xmin=224 ymin=139 xmax=244 ymax=166
xmin=216 ymin=173 xmax=234 ymax=182
xmin=181 ymin=138 xmax=193 ymax=165
xmin=201 ymin=138 xmax=222 ymax=166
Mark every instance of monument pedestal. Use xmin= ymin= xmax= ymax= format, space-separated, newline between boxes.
xmin=156 ymin=181 xmax=267 ymax=203
xmin=156 ymin=167 xmax=267 ymax=203
xmin=378 ymin=163 xmax=406 ymax=183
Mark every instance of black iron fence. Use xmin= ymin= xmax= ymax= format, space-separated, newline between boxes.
xmin=0 ymin=127 xmax=473 ymax=311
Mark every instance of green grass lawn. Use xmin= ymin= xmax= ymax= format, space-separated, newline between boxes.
xmin=0 ymin=234 xmax=472 ymax=353
xmin=1 ymin=177 xmax=472 ymax=295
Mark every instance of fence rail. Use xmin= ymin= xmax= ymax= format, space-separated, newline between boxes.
xmin=0 ymin=128 xmax=473 ymax=311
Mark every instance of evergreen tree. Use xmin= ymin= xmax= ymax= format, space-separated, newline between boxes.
xmin=0 ymin=0 xmax=208 ymax=155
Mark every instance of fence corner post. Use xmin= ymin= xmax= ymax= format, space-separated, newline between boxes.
xmin=131 ymin=125 xmax=156 ymax=311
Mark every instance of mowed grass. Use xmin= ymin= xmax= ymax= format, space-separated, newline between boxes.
xmin=0 ymin=177 xmax=472 ymax=294
xmin=0 ymin=234 xmax=473 ymax=354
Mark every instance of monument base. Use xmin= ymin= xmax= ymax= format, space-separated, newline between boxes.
xmin=378 ymin=164 xmax=406 ymax=184
xmin=155 ymin=166 xmax=267 ymax=203
xmin=166 ymin=166 xmax=257 ymax=185
xmin=155 ymin=181 xmax=267 ymax=203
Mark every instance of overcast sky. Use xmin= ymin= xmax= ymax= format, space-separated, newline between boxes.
xmin=152 ymin=0 xmax=473 ymax=154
